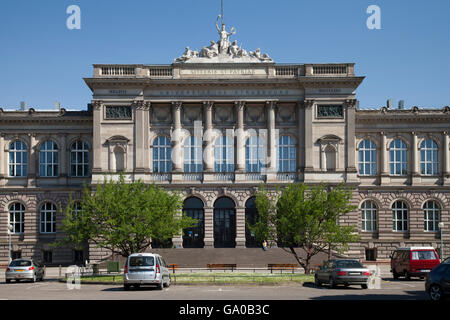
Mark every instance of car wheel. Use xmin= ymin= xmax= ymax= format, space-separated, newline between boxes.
xmin=164 ymin=275 xmax=171 ymax=288
xmin=361 ymin=284 xmax=368 ymax=289
xmin=429 ymin=285 xmax=443 ymax=301
xmin=314 ymin=275 xmax=321 ymax=287
xmin=31 ymin=274 xmax=36 ymax=283
xmin=123 ymin=284 xmax=130 ymax=291
xmin=157 ymin=279 xmax=164 ymax=290
xmin=404 ymin=272 xmax=411 ymax=281
xmin=393 ymin=271 xmax=399 ymax=280
xmin=329 ymin=277 xmax=336 ymax=289
xmin=133 ymin=284 xmax=140 ymax=290
xmin=5 ymin=279 xmax=10 ymax=284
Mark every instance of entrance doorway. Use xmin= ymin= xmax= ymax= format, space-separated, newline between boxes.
xmin=213 ymin=197 xmax=236 ymax=248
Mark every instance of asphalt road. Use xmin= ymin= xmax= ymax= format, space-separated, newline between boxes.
xmin=0 ymin=278 xmax=431 ymax=300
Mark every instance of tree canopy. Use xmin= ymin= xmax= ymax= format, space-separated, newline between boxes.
xmin=56 ymin=174 xmax=197 ymax=257
xmin=249 ymin=183 xmax=358 ymax=274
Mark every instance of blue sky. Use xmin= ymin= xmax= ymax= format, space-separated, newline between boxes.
xmin=0 ymin=0 xmax=449 ymax=110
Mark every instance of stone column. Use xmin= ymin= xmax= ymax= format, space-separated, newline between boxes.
xmin=172 ymin=208 xmax=183 ymax=248
xmin=203 ymin=101 xmax=214 ymax=173
xmin=171 ymin=102 xmax=183 ymax=173
xmin=235 ymin=207 xmax=246 ymax=248
xmin=203 ymin=207 xmax=214 ymax=248
xmin=92 ymin=100 xmax=103 ymax=174
xmin=235 ymin=101 xmax=245 ymax=173
xmin=27 ymin=133 xmax=38 ymax=187
xmin=266 ymin=101 xmax=277 ymax=178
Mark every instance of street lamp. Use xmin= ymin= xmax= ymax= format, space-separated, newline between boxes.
xmin=439 ymin=222 xmax=445 ymax=262
xmin=8 ymin=224 xmax=13 ymax=263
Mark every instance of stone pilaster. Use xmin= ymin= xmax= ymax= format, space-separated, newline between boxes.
xmin=444 ymin=132 xmax=449 ymax=185
xmin=0 ymin=133 xmax=4 ymax=186
xmin=345 ymin=99 xmax=358 ymax=182
xmin=297 ymin=101 xmax=305 ymax=176
xmin=411 ymin=132 xmax=420 ymax=184
xmin=27 ymin=133 xmax=38 ymax=187
xmin=303 ymin=99 xmax=314 ymax=172
xmin=59 ymin=133 xmax=67 ymax=185
xmin=203 ymin=207 xmax=214 ymax=248
xmin=380 ymin=132 xmax=389 ymax=184
xmin=91 ymin=100 xmax=103 ymax=174
xmin=235 ymin=207 xmax=246 ymax=248
xmin=133 ymin=100 xmax=146 ymax=173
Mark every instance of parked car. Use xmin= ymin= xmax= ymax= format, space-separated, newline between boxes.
xmin=425 ymin=261 xmax=450 ymax=301
xmin=5 ymin=259 xmax=45 ymax=283
xmin=123 ymin=253 xmax=170 ymax=291
xmin=314 ymin=259 xmax=372 ymax=289
xmin=390 ymin=247 xmax=440 ymax=280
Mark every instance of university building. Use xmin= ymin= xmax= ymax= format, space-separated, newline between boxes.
xmin=0 ymin=23 xmax=449 ymax=265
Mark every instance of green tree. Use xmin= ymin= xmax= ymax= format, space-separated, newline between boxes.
xmin=250 ymin=183 xmax=358 ymax=274
xmin=55 ymin=174 xmax=197 ymax=257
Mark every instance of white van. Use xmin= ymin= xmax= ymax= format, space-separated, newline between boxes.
xmin=123 ymin=253 xmax=171 ymax=290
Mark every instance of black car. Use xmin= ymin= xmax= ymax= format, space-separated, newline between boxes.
xmin=425 ymin=262 xmax=450 ymax=301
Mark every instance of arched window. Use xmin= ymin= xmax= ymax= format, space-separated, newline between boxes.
xmin=245 ymin=197 xmax=259 ymax=247
xmin=424 ymin=201 xmax=440 ymax=232
xmin=214 ymin=135 xmax=234 ymax=172
xmin=9 ymin=140 xmax=28 ymax=177
xmin=361 ymin=200 xmax=377 ymax=232
xmin=182 ymin=197 xmax=204 ymax=248
xmin=40 ymin=202 xmax=56 ymax=234
xmin=325 ymin=145 xmax=336 ymax=172
xmin=420 ymin=139 xmax=438 ymax=175
xmin=358 ymin=139 xmax=377 ymax=176
xmin=214 ymin=197 xmax=236 ymax=248
xmin=389 ymin=139 xmax=407 ymax=175
xmin=39 ymin=140 xmax=59 ymax=177
xmin=392 ymin=201 xmax=408 ymax=232
xmin=9 ymin=203 xmax=25 ymax=234
xmin=183 ymin=136 xmax=203 ymax=172
xmin=70 ymin=141 xmax=90 ymax=177
xmin=153 ymin=136 xmax=172 ymax=173
xmin=245 ymin=135 xmax=264 ymax=173
xmin=113 ymin=146 xmax=125 ymax=172
xmin=277 ymin=136 xmax=296 ymax=172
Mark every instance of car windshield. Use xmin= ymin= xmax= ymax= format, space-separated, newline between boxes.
xmin=412 ymin=250 xmax=436 ymax=260
xmin=335 ymin=260 xmax=363 ymax=268
xmin=9 ymin=260 xmax=32 ymax=267
xmin=129 ymin=256 xmax=154 ymax=267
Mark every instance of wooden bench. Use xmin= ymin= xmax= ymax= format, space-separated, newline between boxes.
xmin=167 ymin=264 xmax=178 ymax=273
xmin=206 ymin=264 xmax=237 ymax=272
xmin=267 ymin=264 xmax=298 ymax=274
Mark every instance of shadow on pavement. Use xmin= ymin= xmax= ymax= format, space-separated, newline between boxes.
xmin=310 ymin=290 xmax=426 ymax=300
xmin=102 ymin=286 xmax=162 ymax=292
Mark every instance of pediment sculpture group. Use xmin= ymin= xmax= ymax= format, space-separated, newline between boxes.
xmin=174 ymin=16 xmax=273 ymax=63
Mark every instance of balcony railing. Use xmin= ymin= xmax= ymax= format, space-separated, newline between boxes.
xmin=312 ymin=65 xmax=348 ymax=75
xmin=182 ymin=173 xmax=203 ymax=181
xmin=213 ymin=172 xmax=235 ymax=181
xmin=276 ymin=172 xmax=297 ymax=181
xmin=151 ymin=173 xmax=171 ymax=182
xmin=100 ymin=66 xmax=136 ymax=76
xmin=245 ymin=173 xmax=265 ymax=181
xmin=148 ymin=67 xmax=173 ymax=77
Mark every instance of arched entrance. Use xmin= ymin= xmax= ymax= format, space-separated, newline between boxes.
xmin=245 ymin=197 xmax=259 ymax=248
xmin=213 ymin=197 xmax=236 ymax=248
xmin=182 ymin=197 xmax=205 ymax=248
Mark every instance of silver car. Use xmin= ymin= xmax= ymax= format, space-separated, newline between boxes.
xmin=315 ymin=259 xmax=372 ymax=289
xmin=123 ymin=253 xmax=171 ymax=290
xmin=5 ymin=259 xmax=45 ymax=283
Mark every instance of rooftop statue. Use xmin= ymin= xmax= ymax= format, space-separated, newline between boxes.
xmin=173 ymin=15 xmax=273 ymax=63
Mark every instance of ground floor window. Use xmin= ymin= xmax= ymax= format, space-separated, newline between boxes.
xmin=12 ymin=251 xmax=22 ymax=260
xmin=74 ymin=250 xmax=84 ymax=265
xmin=365 ymin=248 xmax=377 ymax=261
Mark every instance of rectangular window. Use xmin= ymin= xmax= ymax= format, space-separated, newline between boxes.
xmin=43 ymin=251 xmax=53 ymax=264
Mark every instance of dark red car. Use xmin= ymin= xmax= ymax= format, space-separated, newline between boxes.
xmin=391 ymin=247 xmax=441 ymax=280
